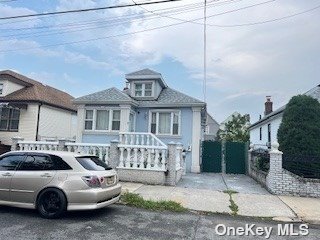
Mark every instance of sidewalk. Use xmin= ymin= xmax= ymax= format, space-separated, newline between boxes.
xmin=120 ymin=182 xmax=320 ymax=224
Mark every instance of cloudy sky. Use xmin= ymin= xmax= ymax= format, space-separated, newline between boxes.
xmin=0 ymin=0 xmax=319 ymax=123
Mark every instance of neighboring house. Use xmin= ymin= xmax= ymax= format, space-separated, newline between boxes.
xmin=249 ymin=85 xmax=320 ymax=147
xmin=204 ymin=113 xmax=219 ymax=140
xmin=73 ymin=69 xmax=206 ymax=173
xmin=0 ymin=70 xmax=77 ymax=145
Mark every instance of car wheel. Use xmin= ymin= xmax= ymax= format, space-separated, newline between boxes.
xmin=37 ymin=188 xmax=67 ymax=219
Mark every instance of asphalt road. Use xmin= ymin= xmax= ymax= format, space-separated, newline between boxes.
xmin=0 ymin=204 xmax=319 ymax=240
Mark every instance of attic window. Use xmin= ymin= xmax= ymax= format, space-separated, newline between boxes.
xmin=0 ymin=83 xmax=3 ymax=95
xmin=134 ymin=82 xmax=153 ymax=97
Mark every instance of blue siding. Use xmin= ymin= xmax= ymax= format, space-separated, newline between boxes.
xmin=81 ymin=107 xmax=194 ymax=172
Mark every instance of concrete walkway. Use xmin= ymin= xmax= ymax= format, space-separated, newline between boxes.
xmin=121 ymin=180 xmax=320 ymax=224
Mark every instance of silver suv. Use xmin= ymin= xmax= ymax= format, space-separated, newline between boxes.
xmin=0 ymin=151 xmax=121 ymax=218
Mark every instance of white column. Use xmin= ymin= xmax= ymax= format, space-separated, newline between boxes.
xmin=76 ymin=105 xmax=85 ymax=142
xmin=120 ymin=105 xmax=131 ymax=132
xmin=191 ymin=107 xmax=201 ymax=173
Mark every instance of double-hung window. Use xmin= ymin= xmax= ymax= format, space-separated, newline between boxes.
xmin=150 ymin=111 xmax=180 ymax=136
xmin=0 ymin=107 xmax=20 ymax=131
xmin=84 ymin=109 xmax=121 ymax=131
xmin=134 ymin=82 xmax=153 ymax=97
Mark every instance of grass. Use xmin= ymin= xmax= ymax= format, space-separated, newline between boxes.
xmin=120 ymin=192 xmax=186 ymax=212
xmin=223 ymin=189 xmax=239 ymax=216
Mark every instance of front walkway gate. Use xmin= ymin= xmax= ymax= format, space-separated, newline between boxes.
xmin=202 ymin=141 xmax=221 ymax=173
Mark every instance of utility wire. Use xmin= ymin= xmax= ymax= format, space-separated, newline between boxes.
xmin=0 ymin=1 xmax=318 ymax=53
xmin=0 ymin=0 xmax=183 ymax=20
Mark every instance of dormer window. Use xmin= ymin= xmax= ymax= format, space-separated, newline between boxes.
xmin=134 ymin=82 xmax=153 ymax=97
xmin=0 ymin=83 xmax=3 ymax=95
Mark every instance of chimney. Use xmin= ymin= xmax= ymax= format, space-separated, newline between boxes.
xmin=264 ymin=96 xmax=273 ymax=116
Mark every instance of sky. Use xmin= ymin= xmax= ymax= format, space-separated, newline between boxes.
xmin=0 ymin=0 xmax=319 ymax=123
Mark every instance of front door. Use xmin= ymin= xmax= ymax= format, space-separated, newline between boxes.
xmin=10 ymin=154 xmax=56 ymax=204
xmin=0 ymin=154 xmax=25 ymax=202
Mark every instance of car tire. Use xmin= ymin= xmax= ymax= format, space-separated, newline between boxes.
xmin=37 ymin=188 xmax=67 ymax=219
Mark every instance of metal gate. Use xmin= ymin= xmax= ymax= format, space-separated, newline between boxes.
xmin=225 ymin=141 xmax=246 ymax=174
xmin=202 ymin=141 xmax=247 ymax=174
xmin=202 ymin=141 xmax=222 ymax=172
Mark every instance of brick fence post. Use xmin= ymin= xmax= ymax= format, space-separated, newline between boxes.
xmin=109 ymin=139 xmax=120 ymax=169
xmin=11 ymin=137 xmax=24 ymax=151
xmin=166 ymin=142 xmax=177 ymax=186
xmin=266 ymin=141 xmax=283 ymax=193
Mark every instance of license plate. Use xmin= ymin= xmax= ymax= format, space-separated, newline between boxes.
xmin=106 ymin=176 xmax=115 ymax=185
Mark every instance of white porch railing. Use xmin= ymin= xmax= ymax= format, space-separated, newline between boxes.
xmin=65 ymin=142 xmax=110 ymax=162
xmin=119 ymin=132 xmax=166 ymax=147
xmin=18 ymin=141 xmax=59 ymax=151
xmin=16 ymin=140 xmax=110 ymax=163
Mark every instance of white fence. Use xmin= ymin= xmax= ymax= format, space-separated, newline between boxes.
xmin=18 ymin=141 xmax=59 ymax=151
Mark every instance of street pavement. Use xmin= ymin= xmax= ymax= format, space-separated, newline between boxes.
xmin=0 ymin=204 xmax=319 ymax=240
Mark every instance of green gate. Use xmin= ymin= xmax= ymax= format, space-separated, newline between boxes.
xmin=202 ymin=141 xmax=222 ymax=172
xmin=225 ymin=141 xmax=246 ymax=174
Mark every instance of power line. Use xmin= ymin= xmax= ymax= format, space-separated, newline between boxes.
xmin=0 ymin=1 xmax=318 ymax=53
xmin=0 ymin=0 xmax=183 ymax=20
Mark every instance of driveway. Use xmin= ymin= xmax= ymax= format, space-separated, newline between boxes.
xmin=177 ymin=173 xmax=270 ymax=195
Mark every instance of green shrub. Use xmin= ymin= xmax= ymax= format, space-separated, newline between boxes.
xmin=277 ymin=95 xmax=320 ymax=156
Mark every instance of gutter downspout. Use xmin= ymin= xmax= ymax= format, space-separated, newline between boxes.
xmin=35 ymin=103 xmax=42 ymax=141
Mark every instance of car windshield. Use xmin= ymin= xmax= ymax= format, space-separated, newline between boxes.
xmin=76 ymin=156 xmax=112 ymax=171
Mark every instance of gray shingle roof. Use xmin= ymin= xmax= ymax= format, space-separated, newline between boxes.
xmin=73 ymin=87 xmax=134 ymax=104
xmin=126 ymin=68 xmax=161 ymax=77
xmin=138 ymin=87 xmax=205 ymax=107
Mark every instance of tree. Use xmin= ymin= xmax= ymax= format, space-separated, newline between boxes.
xmin=216 ymin=114 xmax=250 ymax=142
xmin=277 ymin=95 xmax=320 ymax=156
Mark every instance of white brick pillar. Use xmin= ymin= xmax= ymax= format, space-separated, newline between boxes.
xmin=191 ymin=107 xmax=201 ymax=173
xmin=119 ymin=105 xmax=131 ymax=132
xmin=166 ymin=142 xmax=177 ymax=186
xmin=266 ymin=141 xmax=283 ymax=193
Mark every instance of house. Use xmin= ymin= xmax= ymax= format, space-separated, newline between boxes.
xmin=73 ymin=69 xmax=206 ymax=173
xmin=204 ymin=113 xmax=219 ymax=140
xmin=219 ymin=111 xmax=241 ymax=131
xmin=249 ymin=84 xmax=320 ymax=147
xmin=0 ymin=70 xmax=77 ymax=145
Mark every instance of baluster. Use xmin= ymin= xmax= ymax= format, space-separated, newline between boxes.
xmin=119 ymin=147 xmax=124 ymax=167
xmin=105 ymin=147 xmax=109 ymax=163
xmin=136 ymin=135 xmax=139 ymax=145
xmin=146 ymin=149 xmax=152 ymax=169
xmin=161 ymin=149 xmax=166 ymax=170
xmin=130 ymin=134 xmax=134 ymax=145
xmin=141 ymin=135 xmax=145 ymax=145
xmin=126 ymin=148 xmax=131 ymax=167
xmin=151 ymin=138 xmax=155 ymax=146
xmin=139 ymin=148 xmax=145 ymax=169
xmin=18 ymin=143 xmax=22 ymax=150
xmin=119 ymin=134 xmax=123 ymax=144
xmin=124 ymin=134 xmax=128 ymax=145
xmin=133 ymin=148 xmax=138 ymax=168
xmin=67 ymin=145 xmax=72 ymax=152
xmin=30 ymin=144 xmax=34 ymax=150
xmin=154 ymin=149 xmax=160 ymax=169
xmin=93 ymin=147 xmax=97 ymax=156
xmin=99 ymin=147 xmax=103 ymax=161
xmin=146 ymin=135 xmax=150 ymax=145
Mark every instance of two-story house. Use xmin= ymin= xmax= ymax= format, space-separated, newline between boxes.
xmin=73 ymin=69 xmax=207 ymax=173
xmin=0 ymin=70 xmax=77 ymax=145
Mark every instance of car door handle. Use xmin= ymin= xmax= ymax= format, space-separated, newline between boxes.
xmin=2 ymin=172 xmax=12 ymax=177
xmin=40 ymin=173 xmax=53 ymax=178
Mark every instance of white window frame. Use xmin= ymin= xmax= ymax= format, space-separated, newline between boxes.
xmin=148 ymin=109 xmax=181 ymax=136
xmin=133 ymin=81 xmax=154 ymax=97
xmin=84 ymin=107 xmax=121 ymax=132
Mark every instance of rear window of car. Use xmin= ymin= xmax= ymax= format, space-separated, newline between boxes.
xmin=76 ymin=156 xmax=112 ymax=171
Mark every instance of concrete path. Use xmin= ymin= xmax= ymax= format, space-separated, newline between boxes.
xmin=121 ymin=182 xmax=296 ymax=220
xmin=177 ymin=173 xmax=269 ymax=195
xmin=279 ymin=196 xmax=320 ymax=224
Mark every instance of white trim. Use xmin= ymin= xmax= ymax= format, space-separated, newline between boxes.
xmin=133 ymin=81 xmax=154 ymax=97
xmin=148 ymin=109 xmax=181 ymax=136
